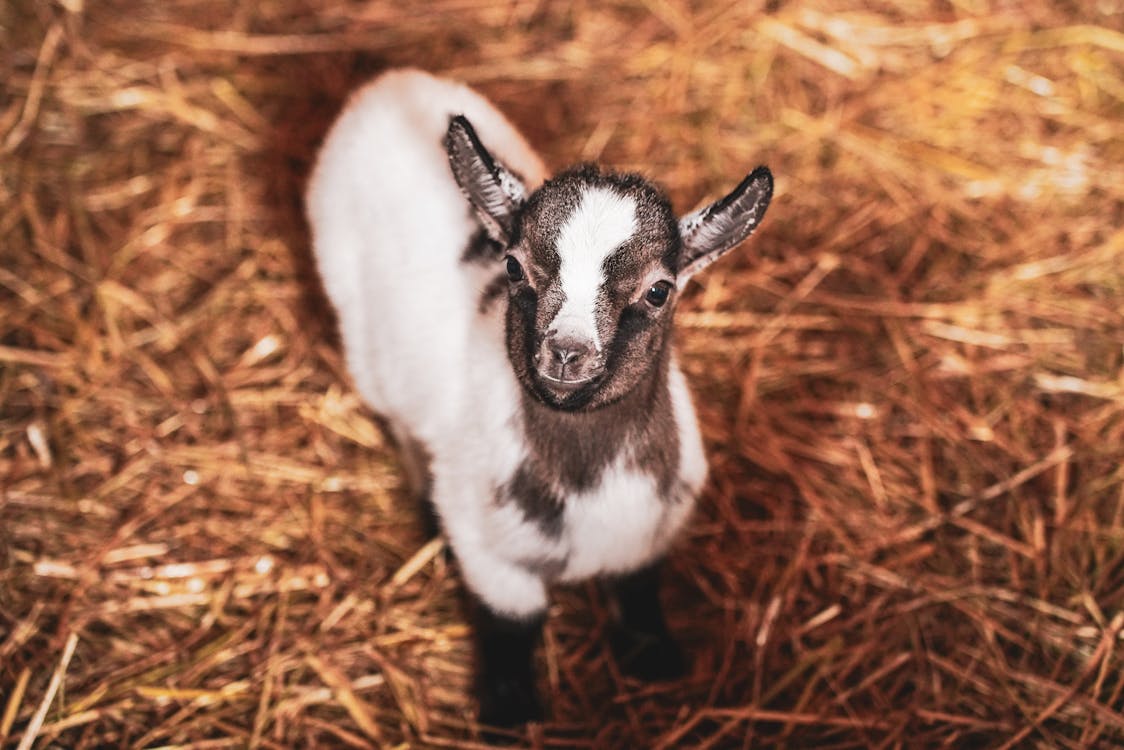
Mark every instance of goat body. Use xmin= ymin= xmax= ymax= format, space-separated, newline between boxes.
xmin=307 ymin=68 xmax=772 ymax=729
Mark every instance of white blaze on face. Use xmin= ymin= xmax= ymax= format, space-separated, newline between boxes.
xmin=550 ymin=187 xmax=638 ymax=351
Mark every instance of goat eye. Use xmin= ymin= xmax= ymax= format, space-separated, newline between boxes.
xmin=645 ymin=282 xmax=671 ymax=307
xmin=505 ymin=255 xmax=524 ymax=282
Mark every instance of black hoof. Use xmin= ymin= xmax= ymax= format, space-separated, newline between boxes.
xmin=478 ymin=674 xmax=543 ymax=727
xmin=612 ymin=629 xmax=688 ymax=682
xmin=477 ymin=674 xmax=541 ymax=745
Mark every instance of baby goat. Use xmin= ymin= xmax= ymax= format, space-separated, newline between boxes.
xmin=306 ymin=69 xmax=772 ymax=729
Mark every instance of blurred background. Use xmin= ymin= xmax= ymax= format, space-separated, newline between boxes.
xmin=2 ymin=1 xmax=1122 ymax=747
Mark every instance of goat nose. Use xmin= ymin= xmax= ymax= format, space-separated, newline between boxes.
xmin=551 ymin=340 xmax=590 ymax=366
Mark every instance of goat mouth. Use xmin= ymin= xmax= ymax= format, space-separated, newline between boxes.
xmin=537 ymin=372 xmax=597 ymax=394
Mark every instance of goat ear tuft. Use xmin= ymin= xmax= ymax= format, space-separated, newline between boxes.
xmin=446 ymin=115 xmax=527 ymax=245
xmin=677 ymin=166 xmax=773 ymax=283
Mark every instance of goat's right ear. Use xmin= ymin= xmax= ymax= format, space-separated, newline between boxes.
xmin=445 ymin=115 xmax=527 ymax=245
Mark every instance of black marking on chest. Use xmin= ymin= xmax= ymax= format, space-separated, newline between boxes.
xmin=501 ymin=462 xmax=565 ymax=538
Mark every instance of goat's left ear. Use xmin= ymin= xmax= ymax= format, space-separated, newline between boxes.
xmin=445 ymin=115 xmax=528 ymax=245
xmin=677 ymin=166 xmax=773 ymax=284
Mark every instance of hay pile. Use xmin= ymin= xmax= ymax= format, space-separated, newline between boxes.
xmin=3 ymin=1 xmax=1123 ymax=747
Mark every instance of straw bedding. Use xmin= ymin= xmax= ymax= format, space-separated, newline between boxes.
xmin=2 ymin=1 xmax=1123 ymax=747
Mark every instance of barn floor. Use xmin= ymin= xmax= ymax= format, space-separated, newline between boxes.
xmin=2 ymin=1 xmax=1123 ymax=748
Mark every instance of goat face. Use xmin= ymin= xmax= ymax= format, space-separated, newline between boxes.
xmin=446 ymin=115 xmax=773 ymax=412
xmin=503 ymin=168 xmax=681 ymax=410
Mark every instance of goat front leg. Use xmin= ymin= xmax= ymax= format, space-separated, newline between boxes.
xmin=472 ymin=598 xmax=546 ymax=731
xmin=453 ymin=541 xmax=548 ymax=731
xmin=606 ymin=560 xmax=687 ymax=682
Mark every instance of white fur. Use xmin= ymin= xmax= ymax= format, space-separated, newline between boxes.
xmin=669 ymin=359 xmax=708 ymax=496
xmin=550 ymin=188 xmax=638 ymax=350
xmin=307 ymin=70 xmax=707 ymax=618
xmin=558 ymin=461 xmax=676 ymax=581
